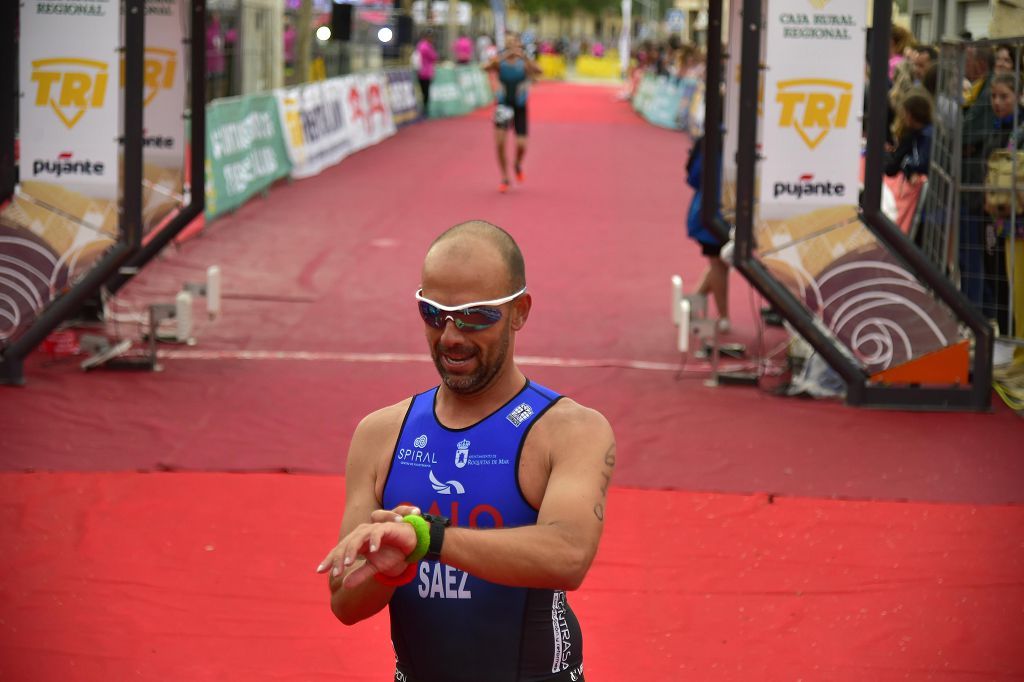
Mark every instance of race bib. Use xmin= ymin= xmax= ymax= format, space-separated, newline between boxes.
xmin=494 ymin=104 xmax=514 ymax=125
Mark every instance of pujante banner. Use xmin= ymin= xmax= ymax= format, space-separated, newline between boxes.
xmin=276 ymin=78 xmax=353 ymax=179
xmin=759 ymin=0 xmax=866 ymax=218
xmin=19 ymin=0 xmax=121 ymax=201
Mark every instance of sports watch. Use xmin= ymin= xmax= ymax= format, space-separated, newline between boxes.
xmin=421 ymin=513 xmax=451 ymax=561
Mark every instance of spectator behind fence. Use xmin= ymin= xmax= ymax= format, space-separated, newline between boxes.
xmin=685 ymin=137 xmax=730 ymax=333
xmin=415 ymin=31 xmax=439 ymax=111
xmin=922 ymin=63 xmax=938 ymax=97
xmin=454 ymin=33 xmax=474 ymax=65
xmin=913 ymin=45 xmax=937 ymax=85
xmin=960 ymin=45 xmax=996 ymax=312
xmin=886 ymin=90 xmax=934 ymax=179
xmin=889 ymin=25 xmax=913 ymax=80
xmin=890 ymin=41 xmax=919 ymax=110
xmin=980 ymin=73 xmax=1023 ymax=342
xmin=986 ymin=73 xmax=1024 ymax=362
xmin=994 ymin=44 xmax=1024 ymax=110
xmin=964 ymin=45 xmax=994 ymax=108
xmin=995 ymin=44 xmax=1016 ymax=74
xmin=885 ymin=89 xmax=933 ymax=236
xmin=207 ymin=12 xmax=229 ymax=101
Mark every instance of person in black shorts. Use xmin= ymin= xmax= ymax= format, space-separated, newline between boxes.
xmin=686 ymin=137 xmax=730 ymax=332
xmin=484 ymin=33 xmax=542 ymax=193
xmin=317 ymin=221 xmax=616 ymax=681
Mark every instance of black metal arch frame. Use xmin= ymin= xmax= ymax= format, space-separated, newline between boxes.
xmin=700 ymin=0 xmax=991 ymax=411
xmin=0 ymin=0 xmax=206 ymax=386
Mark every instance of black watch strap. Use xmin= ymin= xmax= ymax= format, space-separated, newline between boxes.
xmin=422 ymin=513 xmax=450 ymax=561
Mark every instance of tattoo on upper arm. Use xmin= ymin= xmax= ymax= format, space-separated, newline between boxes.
xmin=593 ymin=442 xmax=617 ymax=521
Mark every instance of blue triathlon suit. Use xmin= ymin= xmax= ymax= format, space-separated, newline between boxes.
xmin=382 ymin=380 xmax=585 ymax=682
xmin=496 ymin=58 xmax=529 ymax=136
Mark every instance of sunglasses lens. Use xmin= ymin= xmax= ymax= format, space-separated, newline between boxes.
xmin=417 ymin=301 xmax=503 ymax=331
xmin=418 ymin=301 xmax=446 ymax=329
xmin=455 ymin=306 xmax=502 ymax=329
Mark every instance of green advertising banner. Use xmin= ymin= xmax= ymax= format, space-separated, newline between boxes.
xmin=473 ymin=68 xmax=494 ymax=106
xmin=632 ymin=75 xmax=660 ymax=115
xmin=205 ymin=94 xmax=292 ymax=219
xmin=644 ymin=77 xmax=686 ymax=130
xmin=429 ymin=66 xmax=492 ymax=119
xmin=455 ymin=65 xmax=483 ymax=110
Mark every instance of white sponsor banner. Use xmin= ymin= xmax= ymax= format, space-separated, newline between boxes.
xmin=19 ymin=0 xmax=121 ymax=201
xmin=721 ymin=0 xmax=743 ymax=207
xmin=759 ymin=0 xmax=865 ymax=218
xmin=275 ymin=78 xmax=352 ymax=179
xmin=411 ymin=1 xmax=472 ymax=25
xmin=142 ymin=0 xmax=186 ymax=169
xmin=341 ymin=74 xmax=397 ymax=153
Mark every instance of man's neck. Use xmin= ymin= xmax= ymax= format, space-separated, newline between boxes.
xmin=435 ymin=364 xmax=527 ymax=429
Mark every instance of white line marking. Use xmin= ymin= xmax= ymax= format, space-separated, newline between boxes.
xmin=155 ymin=349 xmax=754 ymax=373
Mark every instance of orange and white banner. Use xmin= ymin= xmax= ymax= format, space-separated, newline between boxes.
xmin=759 ymin=0 xmax=865 ymax=219
xmin=19 ymin=0 xmax=120 ymax=201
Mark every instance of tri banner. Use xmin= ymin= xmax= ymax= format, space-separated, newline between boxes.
xmin=3 ymin=0 xmax=122 ymax=347
xmin=758 ymin=0 xmax=865 ymax=219
xmin=19 ymin=0 xmax=120 ymax=201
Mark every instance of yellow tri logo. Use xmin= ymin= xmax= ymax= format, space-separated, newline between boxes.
xmin=31 ymin=58 xmax=109 ymax=129
xmin=143 ymin=47 xmax=177 ymax=107
xmin=280 ymin=96 xmax=306 ymax=149
xmin=775 ymin=78 xmax=853 ymax=149
xmin=118 ymin=48 xmax=178 ymax=106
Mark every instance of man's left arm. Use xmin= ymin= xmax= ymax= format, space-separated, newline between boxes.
xmin=436 ymin=403 xmax=615 ymax=590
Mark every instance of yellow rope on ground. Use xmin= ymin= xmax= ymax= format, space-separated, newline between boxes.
xmin=993 ymin=357 xmax=1024 ymax=412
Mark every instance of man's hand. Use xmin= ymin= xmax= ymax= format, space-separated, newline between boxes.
xmin=317 ymin=519 xmax=418 ymax=589
xmin=369 ymin=504 xmax=420 ymax=524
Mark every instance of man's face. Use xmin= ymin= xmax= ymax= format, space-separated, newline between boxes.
xmin=429 ymin=310 xmax=511 ymax=394
xmin=419 ymin=241 xmax=525 ymax=395
xmin=913 ymin=51 xmax=933 ymax=81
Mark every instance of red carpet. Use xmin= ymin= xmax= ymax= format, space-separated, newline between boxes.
xmin=4 ymin=356 xmax=1023 ymax=504
xmin=2 ymin=82 xmax=1021 ymax=503
xmin=2 ymin=82 xmax=1023 ymax=681
xmin=0 ymin=472 xmax=1021 ymax=681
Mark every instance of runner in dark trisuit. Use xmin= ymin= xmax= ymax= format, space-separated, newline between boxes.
xmin=484 ymin=34 xmax=543 ymax=193
xmin=318 ymin=221 xmax=616 ymax=682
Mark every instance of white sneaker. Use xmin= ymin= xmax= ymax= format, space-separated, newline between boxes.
xmin=717 ymin=318 xmax=731 ymax=333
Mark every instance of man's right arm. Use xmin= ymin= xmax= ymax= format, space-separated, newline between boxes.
xmin=327 ymin=406 xmax=404 ymax=625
